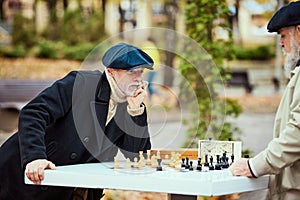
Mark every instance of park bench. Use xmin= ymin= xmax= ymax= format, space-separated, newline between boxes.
xmin=226 ymin=70 xmax=253 ymax=93
xmin=0 ymin=79 xmax=54 ymax=110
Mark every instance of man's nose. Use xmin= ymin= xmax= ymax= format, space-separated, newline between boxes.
xmin=135 ymin=74 xmax=143 ymax=82
xmin=280 ymin=39 xmax=284 ymax=48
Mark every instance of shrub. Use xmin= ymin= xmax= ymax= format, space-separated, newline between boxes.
xmin=63 ymin=43 xmax=95 ymax=61
xmin=0 ymin=45 xmax=27 ymax=58
xmin=234 ymin=45 xmax=275 ymax=60
xmin=42 ymin=9 xmax=106 ymax=45
xmin=11 ymin=14 xmax=36 ymax=48
xmin=36 ymin=40 xmax=65 ymax=59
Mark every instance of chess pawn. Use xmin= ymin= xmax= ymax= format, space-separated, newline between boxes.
xmin=139 ymin=157 xmax=145 ymax=167
xmin=196 ymin=158 xmax=202 ymax=171
xmin=230 ymin=154 xmax=234 ymax=165
xmin=204 ymin=155 xmax=209 ymax=167
xmin=114 ymin=156 xmax=120 ymax=169
xmin=156 ymin=158 xmax=163 ymax=171
xmin=209 ymin=156 xmax=214 ymax=170
xmin=164 ymin=154 xmax=171 ymax=166
xmin=215 ymin=155 xmax=221 ymax=170
xmin=146 ymin=150 xmax=151 ymax=165
xmin=185 ymin=156 xmax=189 ymax=169
xmin=157 ymin=150 xmax=161 ymax=159
xmin=189 ymin=161 xmax=194 ymax=171
xmin=181 ymin=158 xmax=186 ymax=168
xmin=151 ymin=155 xmax=157 ymax=168
xmin=133 ymin=157 xmax=139 ymax=168
xmin=126 ymin=158 xmax=131 ymax=169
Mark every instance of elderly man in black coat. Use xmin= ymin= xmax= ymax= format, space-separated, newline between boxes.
xmin=0 ymin=42 xmax=153 ymax=200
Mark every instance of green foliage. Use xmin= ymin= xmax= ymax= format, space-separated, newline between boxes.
xmin=234 ymin=45 xmax=275 ymax=60
xmin=0 ymin=45 xmax=27 ymax=58
xmin=42 ymin=9 xmax=106 ymax=45
xmin=63 ymin=43 xmax=95 ymax=61
xmin=181 ymin=0 xmax=242 ymax=147
xmin=11 ymin=14 xmax=37 ymax=48
xmin=36 ymin=40 xmax=62 ymax=59
xmin=3 ymin=8 xmax=106 ymax=61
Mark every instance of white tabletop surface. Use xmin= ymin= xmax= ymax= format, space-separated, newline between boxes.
xmin=25 ymin=162 xmax=269 ymax=196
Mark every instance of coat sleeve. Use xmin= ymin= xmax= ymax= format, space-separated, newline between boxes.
xmin=18 ymin=71 xmax=77 ymax=168
xmin=252 ymin=71 xmax=300 ymax=176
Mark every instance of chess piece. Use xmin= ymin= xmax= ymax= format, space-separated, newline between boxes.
xmin=196 ymin=158 xmax=202 ymax=171
xmin=126 ymin=158 xmax=131 ymax=169
xmin=189 ymin=161 xmax=193 ymax=171
xmin=114 ymin=156 xmax=120 ymax=169
xmin=209 ymin=156 xmax=214 ymax=170
xmin=157 ymin=150 xmax=161 ymax=159
xmin=181 ymin=158 xmax=186 ymax=168
xmin=133 ymin=157 xmax=139 ymax=168
xmin=185 ymin=156 xmax=189 ymax=169
xmin=221 ymin=152 xmax=229 ymax=168
xmin=151 ymin=155 xmax=157 ymax=168
xmin=215 ymin=155 xmax=221 ymax=170
xmin=156 ymin=158 xmax=163 ymax=171
xmin=146 ymin=150 xmax=151 ymax=165
xmin=204 ymin=155 xmax=209 ymax=167
xmin=230 ymin=154 xmax=234 ymax=165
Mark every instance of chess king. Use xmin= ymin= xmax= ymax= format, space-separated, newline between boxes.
xmin=0 ymin=42 xmax=153 ymax=200
xmin=229 ymin=1 xmax=300 ymax=200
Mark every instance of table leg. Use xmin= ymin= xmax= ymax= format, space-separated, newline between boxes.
xmin=168 ymin=194 xmax=197 ymax=200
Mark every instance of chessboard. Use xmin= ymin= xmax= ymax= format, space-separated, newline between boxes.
xmin=113 ymin=149 xmax=234 ymax=173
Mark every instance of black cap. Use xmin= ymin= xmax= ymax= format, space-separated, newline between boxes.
xmin=267 ymin=1 xmax=300 ymax=33
xmin=102 ymin=42 xmax=154 ymax=70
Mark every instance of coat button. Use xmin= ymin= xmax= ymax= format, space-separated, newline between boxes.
xmin=84 ymin=137 xmax=89 ymax=143
xmin=70 ymin=153 xmax=77 ymax=160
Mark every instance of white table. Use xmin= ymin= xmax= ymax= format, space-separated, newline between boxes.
xmin=25 ymin=162 xmax=269 ymax=200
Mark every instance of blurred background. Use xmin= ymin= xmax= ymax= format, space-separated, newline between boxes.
xmin=0 ymin=0 xmax=295 ymax=199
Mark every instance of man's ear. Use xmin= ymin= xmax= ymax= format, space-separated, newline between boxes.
xmin=296 ymin=25 xmax=300 ymax=45
xmin=296 ymin=25 xmax=300 ymax=34
xmin=106 ymin=68 xmax=114 ymax=76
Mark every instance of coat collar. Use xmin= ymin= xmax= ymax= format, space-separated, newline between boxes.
xmin=96 ymin=72 xmax=111 ymax=103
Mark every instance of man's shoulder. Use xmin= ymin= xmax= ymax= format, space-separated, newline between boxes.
xmin=75 ymin=70 xmax=102 ymax=76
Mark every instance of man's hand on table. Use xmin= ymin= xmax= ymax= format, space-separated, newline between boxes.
xmin=229 ymin=158 xmax=254 ymax=178
xmin=25 ymin=159 xmax=56 ymax=185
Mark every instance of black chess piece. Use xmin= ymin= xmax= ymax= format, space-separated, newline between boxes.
xmin=204 ymin=155 xmax=209 ymax=167
xmin=224 ymin=157 xmax=229 ymax=168
xmin=221 ymin=152 xmax=229 ymax=168
xmin=156 ymin=158 xmax=162 ymax=171
xmin=189 ymin=161 xmax=194 ymax=171
xmin=215 ymin=155 xmax=221 ymax=170
xmin=196 ymin=158 xmax=202 ymax=171
xmin=185 ymin=156 xmax=189 ymax=169
xmin=181 ymin=158 xmax=186 ymax=168
xmin=209 ymin=156 xmax=214 ymax=170
xmin=230 ymin=154 xmax=234 ymax=165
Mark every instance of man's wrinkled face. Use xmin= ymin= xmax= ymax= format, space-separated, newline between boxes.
xmin=108 ymin=68 xmax=145 ymax=96
xmin=279 ymin=26 xmax=300 ymax=78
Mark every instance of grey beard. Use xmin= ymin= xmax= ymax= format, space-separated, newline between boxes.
xmin=283 ymin=48 xmax=300 ymax=79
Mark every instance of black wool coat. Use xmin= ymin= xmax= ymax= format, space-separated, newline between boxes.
xmin=0 ymin=70 xmax=151 ymax=200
